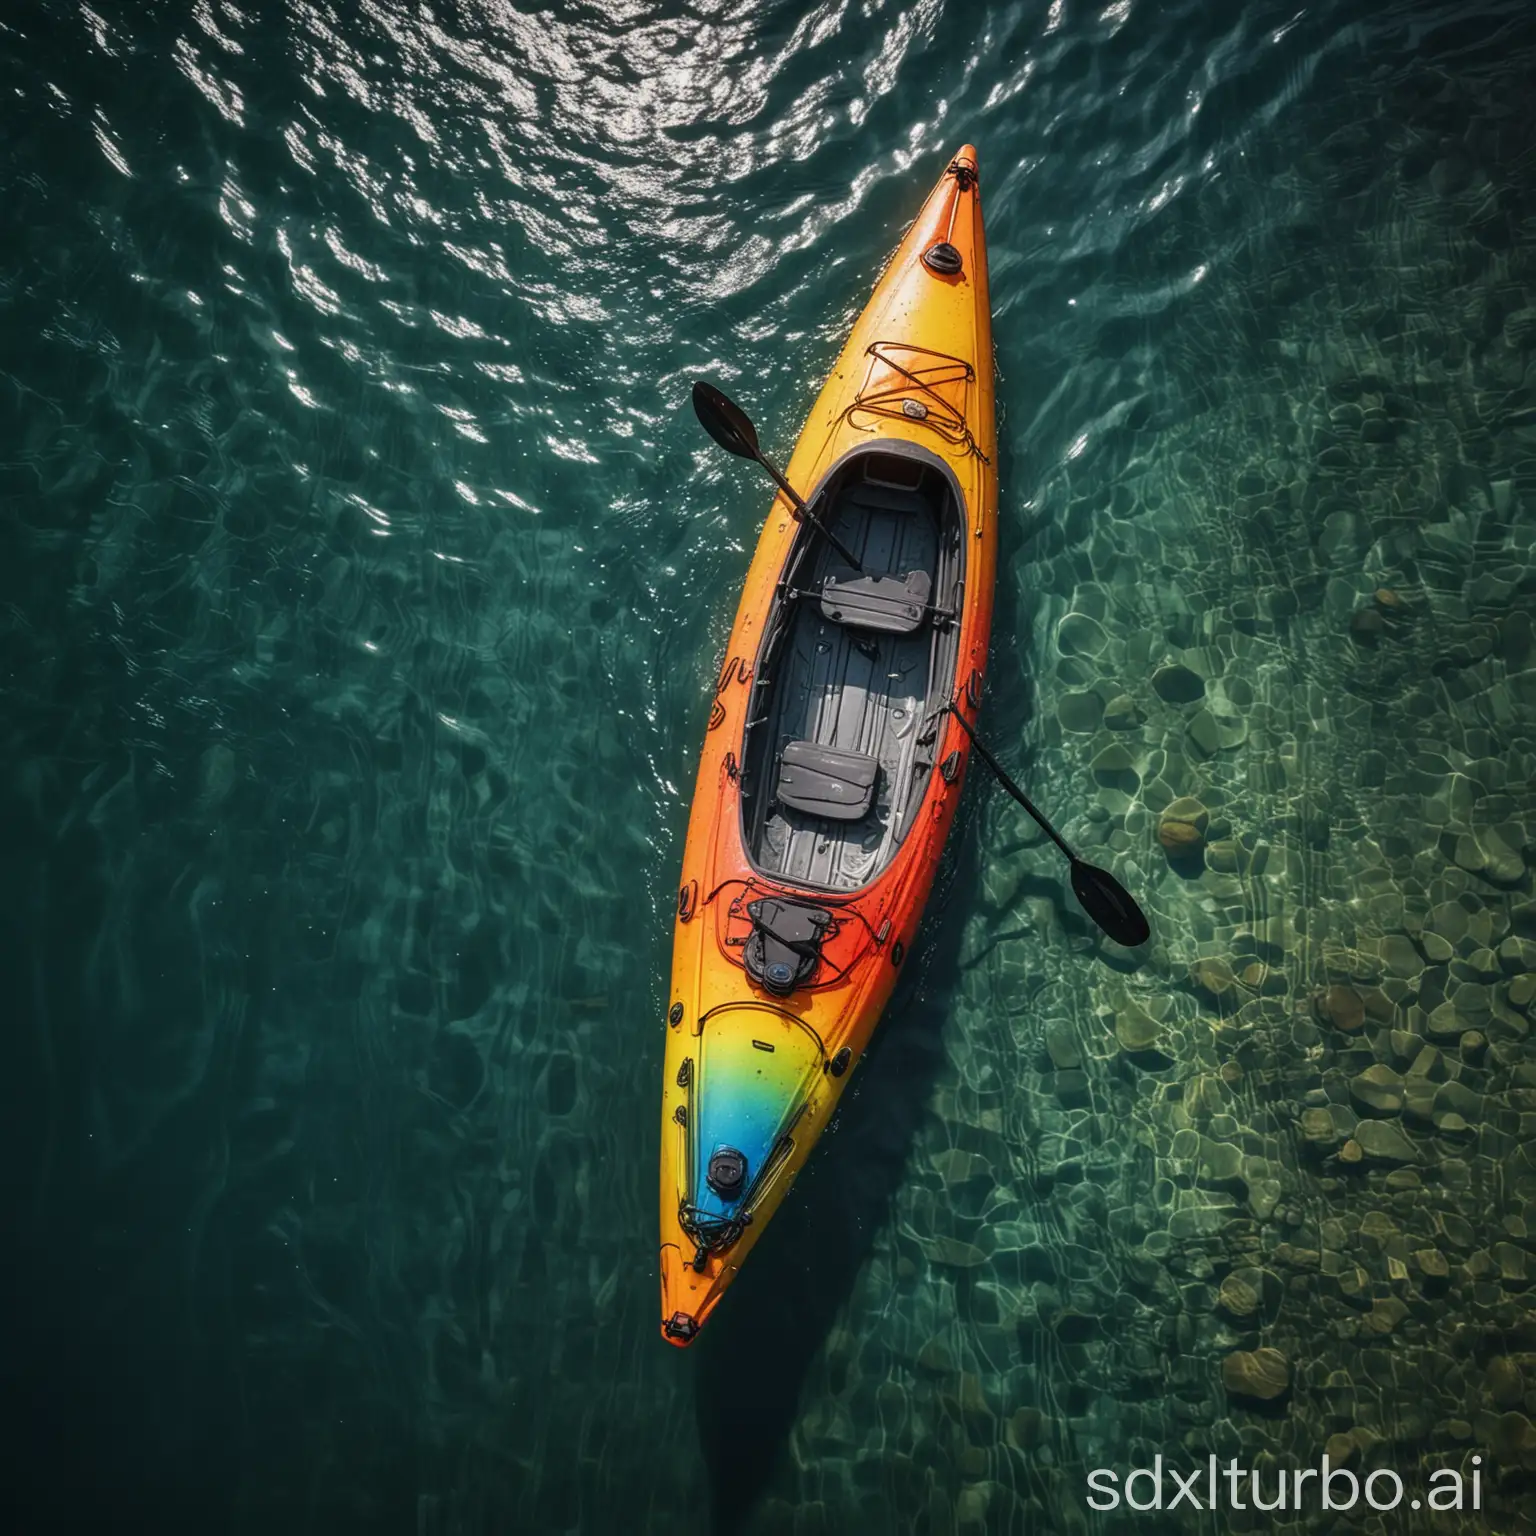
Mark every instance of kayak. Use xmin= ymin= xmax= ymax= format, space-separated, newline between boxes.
xmin=658 ymin=146 xmax=996 ymax=1347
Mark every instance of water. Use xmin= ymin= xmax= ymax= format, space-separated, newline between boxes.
xmin=4 ymin=1 xmax=1536 ymax=1531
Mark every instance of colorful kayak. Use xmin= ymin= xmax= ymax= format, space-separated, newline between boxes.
xmin=659 ymin=147 xmax=996 ymax=1347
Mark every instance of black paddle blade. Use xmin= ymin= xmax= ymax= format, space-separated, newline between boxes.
xmin=691 ymin=381 xmax=760 ymax=461
xmin=1070 ymin=861 xmax=1151 ymax=947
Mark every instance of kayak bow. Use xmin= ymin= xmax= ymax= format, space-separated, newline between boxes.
xmin=659 ymin=147 xmax=996 ymax=1347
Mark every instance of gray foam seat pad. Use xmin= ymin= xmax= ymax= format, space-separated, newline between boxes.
xmin=775 ymin=739 xmax=880 ymax=821
xmin=820 ymin=567 xmax=932 ymax=634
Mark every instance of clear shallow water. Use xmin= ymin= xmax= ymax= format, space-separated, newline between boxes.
xmin=3 ymin=1 xmax=1536 ymax=1532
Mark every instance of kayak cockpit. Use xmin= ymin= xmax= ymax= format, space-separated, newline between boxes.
xmin=739 ymin=444 xmax=967 ymax=892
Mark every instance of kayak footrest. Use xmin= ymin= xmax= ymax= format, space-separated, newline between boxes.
xmin=820 ymin=567 xmax=933 ymax=634
xmin=775 ymin=740 xmax=879 ymax=821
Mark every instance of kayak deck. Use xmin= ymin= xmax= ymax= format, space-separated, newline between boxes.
xmin=741 ymin=449 xmax=965 ymax=893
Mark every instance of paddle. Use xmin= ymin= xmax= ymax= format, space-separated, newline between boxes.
xmin=946 ymin=703 xmax=1151 ymax=947
xmin=691 ymin=381 xmax=864 ymax=572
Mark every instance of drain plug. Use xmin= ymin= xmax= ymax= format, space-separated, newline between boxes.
xmin=922 ymin=242 xmax=963 ymax=275
xmin=707 ymin=1146 xmax=748 ymax=1198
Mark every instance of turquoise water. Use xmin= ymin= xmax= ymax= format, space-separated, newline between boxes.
xmin=4 ymin=1 xmax=1536 ymax=1531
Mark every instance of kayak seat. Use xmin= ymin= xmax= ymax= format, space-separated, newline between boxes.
xmin=775 ymin=739 xmax=879 ymax=821
xmin=820 ymin=567 xmax=932 ymax=634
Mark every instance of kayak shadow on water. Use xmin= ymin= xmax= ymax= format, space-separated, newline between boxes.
xmin=691 ymin=826 xmax=979 ymax=1535
xmin=691 ymin=400 xmax=1035 ymax=1535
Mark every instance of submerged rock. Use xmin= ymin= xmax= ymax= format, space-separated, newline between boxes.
xmin=1429 ymin=153 xmax=1473 ymax=197
xmin=1045 ymin=1024 xmax=1082 ymax=1071
xmin=1054 ymin=1070 xmax=1090 ymax=1109
xmin=1414 ymin=1248 xmax=1450 ymax=1280
xmin=1114 ymin=1004 xmax=1161 ymax=1054
xmin=1058 ymin=691 xmax=1104 ymax=733
xmin=1103 ymin=693 xmax=1143 ymax=730
xmin=922 ymin=1236 xmax=991 ymax=1270
xmin=1158 ymin=796 xmax=1209 ymax=856
xmin=1007 ymin=1408 xmax=1046 ymax=1450
xmin=1186 ymin=707 xmax=1222 ymax=757
xmin=1190 ymin=957 xmax=1238 ymax=1001
xmin=1349 ymin=1063 xmax=1406 ymax=1115
xmin=1151 ymin=664 xmax=1205 ymax=705
xmin=1300 ymin=1107 xmax=1341 ymax=1147
xmin=1222 ymin=1348 xmax=1291 ymax=1403
xmin=1206 ymin=839 xmax=1245 ymax=873
xmin=1315 ymin=984 xmax=1366 ymax=1032
xmin=1380 ymin=935 xmax=1423 ymax=979
xmin=1218 ymin=1269 xmax=1269 ymax=1319
xmin=917 ymin=1339 xmax=955 ymax=1375
xmin=1350 ymin=607 xmax=1384 ymax=642
xmin=1426 ymin=901 xmax=1471 ymax=946
xmin=1488 ymin=1357 xmax=1525 ymax=1410
xmin=1354 ymin=1120 xmax=1417 ymax=1164
xmin=1249 ymin=1177 xmax=1283 ymax=1221
xmin=1057 ymin=612 xmax=1110 ymax=657
xmin=931 ymin=1149 xmax=992 ymax=1189
xmin=1475 ymin=830 xmax=1525 ymax=887
xmin=1426 ymin=1002 xmax=1477 ymax=1043
xmin=1196 ymin=1137 xmax=1244 ymax=1190
xmin=1090 ymin=742 xmax=1139 ymax=790
xmin=1480 ymin=1410 xmax=1536 ymax=1472
xmin=1500 ymin=936 xmax=1536 ymax=974
xmin=1364 ymin=1297 xmax=1410 ymax=1335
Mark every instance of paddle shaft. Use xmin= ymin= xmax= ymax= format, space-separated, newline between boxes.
xmin=757 ymin=452 xmax=865 ymax=573
xmin=946 ymin=703 xmax=1078 ymax=863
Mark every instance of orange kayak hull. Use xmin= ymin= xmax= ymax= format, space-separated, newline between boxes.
xmin=659 ymin=147 xmax=996 ymax=1347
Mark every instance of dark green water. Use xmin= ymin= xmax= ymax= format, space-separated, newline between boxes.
xmin=4 ymin=2 xmax=1536 ymax=1532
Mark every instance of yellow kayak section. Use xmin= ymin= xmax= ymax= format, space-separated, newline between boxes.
xmin=659 ymin=146 xmax=997 ymax=1347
